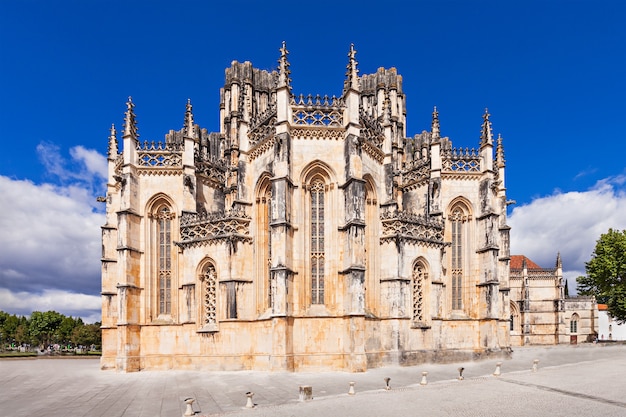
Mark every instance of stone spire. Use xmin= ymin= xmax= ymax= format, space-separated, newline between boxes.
xmin=343 ymin=43 xmax=360 ymax=93
xmin=108 ymin=124 xmax=118 ymax=159
xmin=496 ymin=133 xmax=505 ymax=167
xmin=431 ymin=106 xmax=440 ymax=142
xmin=480 ymin=108 xmax=493 ymax=147
xmin=123 ymin=97 xmax=138 ymax=139
xmin=556 ymin=252 xmax=562 ymax=269
xmin=277 ymin=41 xmax=291 ymax=89
xmin=183 ymin=99 xmax=196 ymax=139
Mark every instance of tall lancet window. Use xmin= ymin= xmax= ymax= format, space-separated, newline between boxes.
xmin=265 ymin=188 xmax=273 ymax=308
xmin=412 ymin=261 xmax=427 ymax=322
xmin=310 ymin=179 xmax=325 ymax=304
xmin=451 ymin=206 xmax=464 ymax=311
xmin=158 ymin=206 xmax=172 ymax=315
xmin=201 ymin=264 xmax=217 ymax=327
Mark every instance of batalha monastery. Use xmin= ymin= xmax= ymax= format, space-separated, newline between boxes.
xmin=100 ymin=44 xmax=597 ymax=372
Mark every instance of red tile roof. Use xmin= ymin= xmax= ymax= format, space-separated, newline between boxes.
xmin=510 ymin=255 xmax=542 ymax=270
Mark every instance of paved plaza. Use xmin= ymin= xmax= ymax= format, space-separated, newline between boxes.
xmin=1 ymin=343 xmax=625 ymax=417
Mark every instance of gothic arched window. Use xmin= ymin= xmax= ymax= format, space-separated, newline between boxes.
xmin=255 ymin=178 xmax=273 ymax=312
xmin=450 ymin=205 xmax=466 ymax=311
xmin=412 ymin=261 xmax=428 ymax=322
xmin=157 ymin=206 xmax=173 ymax=315
xmin=310 ymin=179 xmax=325 ymax=304
xmin=570 ymin=313 xmax=579 ymax=334
xmin=200 ymin=263 xmax=217 ymax=328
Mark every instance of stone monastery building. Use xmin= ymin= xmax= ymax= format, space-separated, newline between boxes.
xmin=100 ymin=44 xmax=513 ymax=372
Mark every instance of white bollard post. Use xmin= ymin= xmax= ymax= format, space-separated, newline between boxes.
xmin=420 ymin=371 xmax=428 ymax=386
xmin=532 ymin=359 xmax=539 ymax=372
xmin=183 ymin=398 xmax=195 ymax=416
xmin=299 ymin=385 xmax=313 ymax=401
xmin=493 ymin=362 xmax=502 ymax=377
xmin=384 ymin=377 xmax=391 ymax=390
xmin=348 ymin=381 xmax=356 ymax=395
xmin=245 ymin=392 xmax=254 ymax=409
xmin=458 ymin=367 xmax=465 ymax=380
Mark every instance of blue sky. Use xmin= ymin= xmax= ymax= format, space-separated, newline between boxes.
xmin=1 ymin=0 xmax=625 ymax=322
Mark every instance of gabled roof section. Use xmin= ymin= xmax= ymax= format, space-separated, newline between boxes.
xmin=510 ymin=255 xmax=542 ymax=270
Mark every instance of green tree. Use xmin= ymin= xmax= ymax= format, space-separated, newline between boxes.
xmin=72 ymin=322 xmax=101 ymax=347
xmin=577 ymin=229 xmax=626 ymax=323
xmin=1 ymin=312 xmax=19 ymax=346
xmin=29 ymin=311 xmax=64 ymax=348
xmin=55 ymin=316 xmax=83 ymax=345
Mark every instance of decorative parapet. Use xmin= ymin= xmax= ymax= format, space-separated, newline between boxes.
xmin=178 ymin=209 xmax=252 ymax=248
xmin=359 ymin=107 xmax=384 ymax=149
xmin=248 ymin=117 xmax=276 ymax=150
xmin=136 ymin=141 xmax=183 ymax=167
xmin=401 ymin=159 xmax=431 ymax=189
xmin=291 ymin=94 xmax=344 ymax=127
xmin=195 ymin=159 xmax=227 ymax=185
xmin=248 ymin=133 xmax=277 ymax=161
xmin=249 ymin=105 xmax=277 ymax=133
xmin=442 ymin=147 xmax=480 ymax=172
xmin=510 ymin=268 xmax=558 ymax=280
xmin=380 ymin=210 xmax=444 ymax=247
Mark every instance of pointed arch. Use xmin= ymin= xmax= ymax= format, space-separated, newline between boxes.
xmin=364 ymin=174 xmax=379 ymax=314
xmin=570 ymin=313 xmax=580 ymax=334
xmin=146 ymin=193 xmax=178 ymax=321
xmin=197 ymin=257 xmax=218 ymax=332
xmin=510 ymin=300 xmax=521 ymax=333
xmin=447 ymin=198 xmax=472 ymax=312
xmin=412 ymin=258 xmax=429 ymax=323
xmin=300 ymin=161 xmax=335 ymax=306
xmin=254 ymin=173 xmax=273 ymax=312
xmin=300 ymin=159 xmax=337 ymax=186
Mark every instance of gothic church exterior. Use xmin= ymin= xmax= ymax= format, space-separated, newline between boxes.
xmin=100 ymin=44 xmax=512 ymax=372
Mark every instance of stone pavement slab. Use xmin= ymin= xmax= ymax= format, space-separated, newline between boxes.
xmin=1 ymin=344 xmax=625 ymax=417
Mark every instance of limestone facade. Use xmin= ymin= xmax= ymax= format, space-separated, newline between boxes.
xmin=100 ymin=44 xmax=512 ymax=372
xmin=509 ymin=255 xmax=597 ymax=346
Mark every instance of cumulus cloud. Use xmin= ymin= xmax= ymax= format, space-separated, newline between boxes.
xmin=0 ymin=144 xmax=106 ymax=322
xmin=509 ymin=175 xmax=626 ymax=291
xmin=0 ymin=288 xmax=101 ymax=323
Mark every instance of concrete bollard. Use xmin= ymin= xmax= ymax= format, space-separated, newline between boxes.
xmin=458 ymin=367 xmax=465 ymax=380
xmin=420 ymin=371 xmax=428 ymax=386
xmin=384 ymin=377 xmax=391 ymax=390
xmin=532 ymin=359 xmax=539 ymax=372
xmin=183 ymin=397 xmax=195 ymax=416
xmin=493 ymin=362 xmax=502 ymax=377
xmin=299 ymin=385 xmax=313 ymax=401
xmin=245 ymin=392 xmax=254 ymax=409
xmin=348 ymin=381 xmax=356 ymax=395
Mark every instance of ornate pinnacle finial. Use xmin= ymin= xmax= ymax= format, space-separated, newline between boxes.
xmin=480 ymin=108 xmax=493 ymax=146
xmin=277 ymin=41 xmax=291 ymax=88
xmin=123 ymin=96 xmax=138 ymax=139
xmin=344 ymin=43 xmax=360 ymax=93
xmin=496 ymin=133 xmax=505 ymax=167
xmin=556 ymin=252 xmax=562 ymax=268
xmin=183 ymin=99 xmax=196 ymax=138
xmin=431 ymin=106 xmax=440 ymax=142
xmin=108 ymin=123 xmax=118 ymax=158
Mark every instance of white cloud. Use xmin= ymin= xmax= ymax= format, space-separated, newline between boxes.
xmin=36 ymin=142 xmax=107 ymax=196
xmin=0 ymin=288 xmax=101 ymax=323
xmin=70 ymin=145 xmax=108 ymax=178
xmin=0 ymin=175 xmax=105 ymax=296
xmin=509 ymin=175 xmax=626 ymax=291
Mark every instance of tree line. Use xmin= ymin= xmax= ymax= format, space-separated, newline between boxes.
xmin=0 ymin=310 xmax=101 ymax=350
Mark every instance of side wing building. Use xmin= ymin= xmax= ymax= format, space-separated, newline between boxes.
xmin=100 ymin=44 xmax=512 ymax=372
